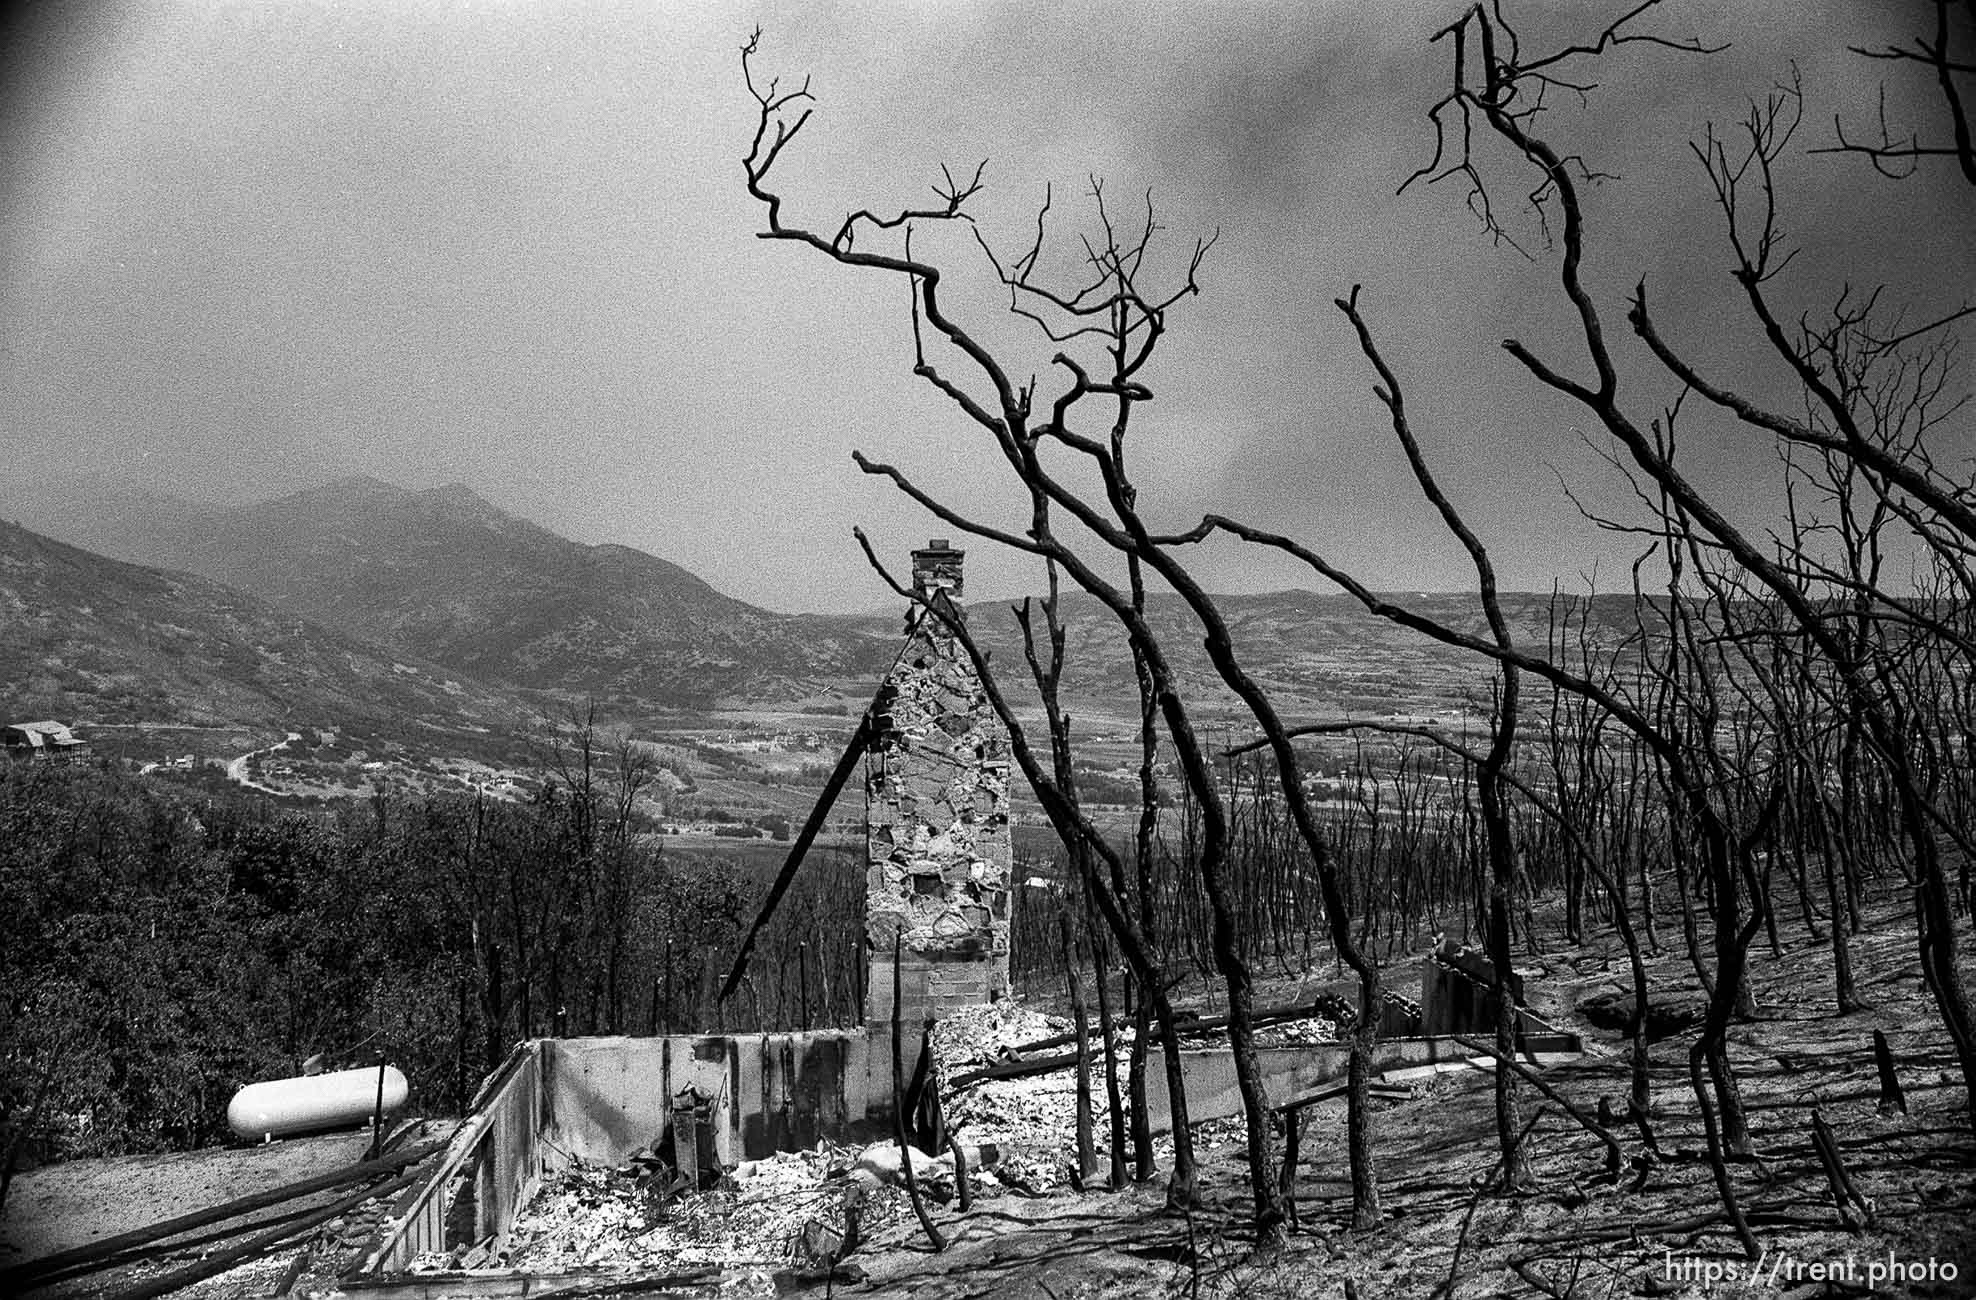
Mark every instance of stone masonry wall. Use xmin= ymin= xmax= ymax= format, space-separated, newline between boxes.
xmin=864 ymin=594 xmax=1012 ymax=1025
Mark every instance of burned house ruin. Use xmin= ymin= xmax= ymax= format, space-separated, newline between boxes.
xmin=350 ymin=542 xmax=1018 ymax=1278
xmin=341 ymin=542 xmax=1579 ymax=1288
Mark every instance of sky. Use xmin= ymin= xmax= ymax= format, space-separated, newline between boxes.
xmin=2 ymin=0 xmax=1970 ymax=613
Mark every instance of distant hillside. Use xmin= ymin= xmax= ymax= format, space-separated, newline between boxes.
xmin=7 ymin=477 xmax=897 ymax=709
xmin=0 ymin=519 xmax=529 ymax=742
xmin=4 ymin=474 xmax=1646 ymax=726
xmin=824 ymin=586 xmax=1647 ymax=724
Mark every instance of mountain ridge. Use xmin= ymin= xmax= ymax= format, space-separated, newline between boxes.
xmin=0 ymin=519 xmax=529 ymax=743
xmin=3 ymin=476 xmax=896 ymax=708
xmin=3 ymin=475 xmax=1646 ymax=728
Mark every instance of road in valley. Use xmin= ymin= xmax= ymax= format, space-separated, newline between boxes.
xmin=226 ymin=732 xmax=302 ymax=793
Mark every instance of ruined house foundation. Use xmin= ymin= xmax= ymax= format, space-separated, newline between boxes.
xmin=341 ymin=543 xmax=1578 ymax=1291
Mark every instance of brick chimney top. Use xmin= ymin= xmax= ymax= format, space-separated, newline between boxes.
xmin=911 ymin=539 xmax=964 ymax=600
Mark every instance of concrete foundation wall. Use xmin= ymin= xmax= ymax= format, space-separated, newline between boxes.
xmin=369 ymin=1042 xmax=548 ymax=1272
xmin=364 ymin=1030 xmax=902 ymax=1278
xmin=541 ymin=1031 xmax=894 ymax=1170
xmin=1138 ymin=1034 xmax=1583 ymax=1133
xmin=1418 ymin=945 xmax=1533 ymax=1036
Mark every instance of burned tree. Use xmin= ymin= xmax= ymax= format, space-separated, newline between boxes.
xmin=1404 ymin=3 xmax=1976 ymax=1146
xmin=1271 ymin=0 xmax=1976 ymax=1254
xmin=735 ymin=0 xmax=1975 ymax=1258
xmin=1822 ymin=0 xmax=1976 ymax=186
xmin=735 ymin=27 xmax=1414 ymax=1238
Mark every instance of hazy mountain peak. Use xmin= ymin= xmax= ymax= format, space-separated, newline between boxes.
xmin=404 ymin=480 xmax=522 ymax=528
xmin=0 ymin=519 xmax=521 ymax=734
xmin=2 ymin=477 xmax=900 ymax=708
xmin=418 ymin=482 xmax=490 ymax=506
xmin=299 ymin=473 xmax=409 ymax=500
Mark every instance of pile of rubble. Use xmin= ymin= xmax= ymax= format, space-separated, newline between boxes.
xmin=1252 ymin=1012 xmax=1346 ymax=1047
xmin=930 ymin=995 xmax=1071 ymax=1076
xmin=928 ymin=994 xmax=1351 ymax=1188
xmin=931 ymin=999 xmax=1089 ymax=1191
xmin=477 ymin=1133 xmax=1010 ymax=1278
xmin=493 ymin=1144 xmax=919 ymax=1275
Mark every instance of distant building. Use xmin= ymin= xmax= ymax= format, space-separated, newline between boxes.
xmin=2 ymin=720 xmax=88 ymax=763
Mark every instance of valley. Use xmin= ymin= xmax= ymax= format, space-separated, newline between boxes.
xmin=5 ymin=477 xmax=1628 ymax=836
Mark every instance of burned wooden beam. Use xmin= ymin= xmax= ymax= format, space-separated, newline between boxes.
xmin=1 ymin=1139 xmax=442 ymax=1291
xmin=341 ymin=1268 xmax=722 ymax=1299
xmin=1002 ymin=993 xmax=1355 ymax=1058
xmin=947 ymin=994 xmax=1356 ymax=1088
xmin=890 ymin=935 xmax=946 ymax=1251
xmin=718 ymin=711 xmax=873 ymax=1003
xmin=1277 ymin=1081 xmax=1411 ymax=1112
xmin=1810 ymin=1108 xmax=1874 ymax=1231
xmin=105 ymin=1166 xmax=424 ymax=1300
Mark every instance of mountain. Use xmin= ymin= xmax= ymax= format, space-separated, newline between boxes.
xmin=0 ymin=519 xmax=528 ymax=742
xmin=7 ymin=477 xmax=896 ymax=709
xmin=3 ymin=474 xmax=1645 ymax=727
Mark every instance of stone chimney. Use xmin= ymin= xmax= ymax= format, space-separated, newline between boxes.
xmin=910 ymin=539 xmax=964 ymax=601
xmin=864 ymin=540 xmax=1010 ymax=1031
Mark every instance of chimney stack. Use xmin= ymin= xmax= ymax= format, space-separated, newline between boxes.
xmin=911 ymin=538 xmax=964 ymax=601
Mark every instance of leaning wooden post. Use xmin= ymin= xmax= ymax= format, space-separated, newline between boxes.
xmin=1126 ymin=980 xmax=1156 ymax=1182
xmin=366 ymin=1052 xmax=388 ymax=1161
xmin=892 ymin=936 xmax=945 ymax=1250
xmin=799 ymin=942 xmax=812 ymax=1032
xmin=672 ymin=1088 xmax=701 ymax=1191
xmin=661 ymin=939 xmax=673 ymax=1038
xmin=1279 ymin=1108 xmax=1303 ymax=1232
xmin=1062 ymin=915 xmax=1098 ymax=1187
xmin=1091 ymin=930 xmax=1128 ymax=1191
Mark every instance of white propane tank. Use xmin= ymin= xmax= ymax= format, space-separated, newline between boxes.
xmin=226 ymin=1064 xmax=408 ymax=1141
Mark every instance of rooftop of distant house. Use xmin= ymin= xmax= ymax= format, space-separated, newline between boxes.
xmin=2 ymin=719 xmax=88 ymax=752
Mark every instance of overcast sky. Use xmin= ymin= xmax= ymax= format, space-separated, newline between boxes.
xmin=2 ymin=1 xmax=1969 ymax=613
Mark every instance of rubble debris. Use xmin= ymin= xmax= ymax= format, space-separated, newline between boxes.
xmin=487 ymin=1130 xmax=1008 ymax=1282
xmin=402 ymin=988 xmax=1391 ymax=1286
xmin=501 ymin=1145 xmax=905 ymax=1274
xmin=933 ymin=999 xmax=1070 ymax=1075
xmin=793 ymin=1192 xmax=859 ymax=1271
xmin=947 ymin=993 xmax=1351 ymax=1087
xmin=1254 ymin=1015 xmax=1344 ymax=1048
xmin=931 ymin=1002 xmax=1121 ymax=1192
xmin=618 ymin=1085 xmax=738 ymax=1210
xmin=929 ymin=993 xmax=1365 ymax=1189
